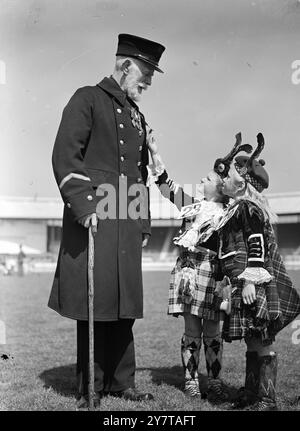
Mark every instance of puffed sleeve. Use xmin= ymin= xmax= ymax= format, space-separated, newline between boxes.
xmin=52 ymin=88 xmax=97 ymax=221
xmin=237 ymin=201 xmax=273 ymax=284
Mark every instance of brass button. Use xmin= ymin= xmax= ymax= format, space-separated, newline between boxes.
xmin=117 ymin=108 xmax=122 ymax=114
xmin=120 ymin=156 xmax=125 ymax=162
xmin=120 ymin=139 xmax=124 ymax=145
xmin=67 ymin=203 xmax=71 ymax=208
xmin=119 ymin=123 xmax=124 ymax=129
xmin=87 ymin=195 xmax=93 ymax=201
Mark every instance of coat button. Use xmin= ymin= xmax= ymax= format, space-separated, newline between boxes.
xmin=87 ymin=195 xmax=93 ymax=201
xmin=120 ymin=156 xmax=125 ymax=162
xmin=120 ymin=139 xmax=124 ymax=145
xmin=139 ymin=145 xmax=142 ymax=151
xmin=67 ymin=203 xmax=71 ymax=208
xmin=117 ymin=108 xmax=122 ymax=114
xmin=119 ymin=123 xmax=124 ymax=129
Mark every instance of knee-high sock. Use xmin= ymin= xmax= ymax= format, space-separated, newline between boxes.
xmin=181 ymin=334 xmax=201 ymax=385
xmin=245 ymin=351 xmax=260 ymax=395
xmin=257 ymin=352 xmax=277 ymax=404
xmin=203 ymin=335 xmax=223 ymax=379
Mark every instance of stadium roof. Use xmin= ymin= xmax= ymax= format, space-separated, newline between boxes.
xmin=1 ymin=190 xmax=300 ymax=221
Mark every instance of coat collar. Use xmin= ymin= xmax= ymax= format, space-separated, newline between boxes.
xmin=97 ymin=76 xmax=141 ymax=111
xmin=97 ymin=76 xmax=127 ymax=106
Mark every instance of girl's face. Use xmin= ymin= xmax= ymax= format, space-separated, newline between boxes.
xmin=222 ymin=163 xmax=245 ymax=198
xmin=199 ymin=170 xmax=223 ymax=201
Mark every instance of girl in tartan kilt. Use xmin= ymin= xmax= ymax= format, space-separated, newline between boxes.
xmin=146 ymin=130 xmax=251 ymax=400
xmin=214 ymin=133 xmax=300 ymax=410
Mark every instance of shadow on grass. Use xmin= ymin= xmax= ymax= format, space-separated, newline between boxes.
xmin=137 ymin=365 xmax=239 ymax=405
xmin=39 ymin=364 xmax=77 ymax=398
xmin=39 ymin=363 xmax=239 ymax=407
xmin=138 ymin=365 xmax=183 ymax=389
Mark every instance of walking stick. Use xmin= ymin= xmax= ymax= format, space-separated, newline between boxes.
xmin=88 ymin=225 xmax=95 ymax=410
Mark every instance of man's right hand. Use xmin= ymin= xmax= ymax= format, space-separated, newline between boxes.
xmin=78 ymin=213 xmax=98 ymax=233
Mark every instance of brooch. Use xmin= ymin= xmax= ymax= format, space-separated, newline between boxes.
xmin=130 ymin=107 xmax=143 ymax=136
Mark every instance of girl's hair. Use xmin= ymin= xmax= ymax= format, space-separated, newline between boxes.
xmin=237 ymin=182 xmax=278 ymax=224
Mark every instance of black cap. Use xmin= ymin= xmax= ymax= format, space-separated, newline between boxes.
xmin=213 ymin=133 xmax=253 ymax=179
xmin=235 ymin=156 xmax=269 ymax=192
xmin=116 ymin=33 xmax=165 ymax=73
xmin=234 ymin=133 xmax=269 ymax=192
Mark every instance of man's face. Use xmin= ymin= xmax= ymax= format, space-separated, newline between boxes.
xmin=123 ymin=59 xmax=155 ymax=102
xmin=222 ymin=163 xmax=245 ymax=198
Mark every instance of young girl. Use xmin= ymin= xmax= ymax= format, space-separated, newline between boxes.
xmin=147 ymin=130 xmax=251 ymax=400
xmin=214 ymin=133 xmax=300 ymax=410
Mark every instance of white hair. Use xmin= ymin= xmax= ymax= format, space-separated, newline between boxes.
xmin=237 ymin=182 xmax=278 ymax=225
xmin=114 ymin=55 xmax=130 ymax=72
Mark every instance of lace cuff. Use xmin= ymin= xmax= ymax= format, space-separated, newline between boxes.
xmin=146 ymin=154 xmax=165 ymax=187
xmin=174 ymin=228 xmax=199 ymax=250
xmin=237 ymin=267 xmax=273 ymax=285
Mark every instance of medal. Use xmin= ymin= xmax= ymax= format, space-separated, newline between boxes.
xmin=130 ymin=107 xmax=143 ymax=135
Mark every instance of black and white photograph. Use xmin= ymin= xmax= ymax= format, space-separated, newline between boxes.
xmin=0 ymin=0 xmax=300 ymax=417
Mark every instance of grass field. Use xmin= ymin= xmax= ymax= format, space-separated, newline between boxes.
xmin=0 ymin=270 xmax=300 ymax=411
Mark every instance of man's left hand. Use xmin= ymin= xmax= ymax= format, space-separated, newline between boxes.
xmin=146 ymin=126 xmax=158 ymax=155
xmin=142 ymin=234 xmax=150 ymax=248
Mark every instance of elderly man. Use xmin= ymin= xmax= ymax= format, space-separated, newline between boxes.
xmin=48 ymin=34 xmax=165 ymax=406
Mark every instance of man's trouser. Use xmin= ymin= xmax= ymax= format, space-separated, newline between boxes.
xmin=77 ymin=319 xmax=135 ymax=395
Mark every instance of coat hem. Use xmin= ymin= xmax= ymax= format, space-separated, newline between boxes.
xmin=48 ymin=306 xmax=143 ymax=321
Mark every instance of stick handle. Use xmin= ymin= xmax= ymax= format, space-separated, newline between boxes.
xmin=88 ymin=226 xmax=95 ymax=411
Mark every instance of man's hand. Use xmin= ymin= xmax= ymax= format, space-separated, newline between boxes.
xmin=146 ymin=126 xmax=158 ymax=155
xmin=142 ymin=233 xmax=150 ymax=248
xmin=78 ymin=213 xmax=98 ymax=234
xmin=242 ymin=282 xmax=256 ymax=305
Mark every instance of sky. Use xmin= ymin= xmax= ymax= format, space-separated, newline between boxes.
xmin=1 ymin=0 xmax=300 ymax=199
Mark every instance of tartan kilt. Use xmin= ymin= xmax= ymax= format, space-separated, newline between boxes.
xmin=221 ymin=226 xmax=300 ymax=344
xmin=221 ymin=279 xmax=278 ymax=344
xmin=266 ymin=229 xmax=300 ymax=330
xmin=168 ymin=247 xmax=221 ymax=321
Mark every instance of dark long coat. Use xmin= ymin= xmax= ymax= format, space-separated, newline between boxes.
xmin=48 ymin=77 xmax=151 ymax=321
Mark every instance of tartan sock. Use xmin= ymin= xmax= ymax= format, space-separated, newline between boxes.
xmin=181 ymin=334 xmax=201 ymax=394
xmin=203 ymin=335 xmax=223 ymax=379
xmin=245 ymin=351 xmax=260 ymax=395
xmin=257 ymin=353 xmax=277 ymax=404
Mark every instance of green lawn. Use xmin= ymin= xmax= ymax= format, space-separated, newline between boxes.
xmin=0 ymin=270 xmax=300 ymax=411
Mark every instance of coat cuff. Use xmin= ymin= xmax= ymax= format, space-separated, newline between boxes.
xmin=237 ymin=267 xmax=273 ymax=285
xmin=64 ymin=191 xmax=97 ymax=221
xmin=146 ymin=163 xmax=165 ymax=187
